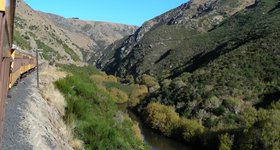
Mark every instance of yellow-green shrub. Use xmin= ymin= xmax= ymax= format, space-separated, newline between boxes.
xmin=146 ymin=102 xmax=180 ymax=136
xmin=107 ymin=75 xmax=118 ymax=83
xmin=137 ymin=74 xmax=159 ymax=91
xmin=91 ymin=74 xmax=105 ymax=85
xmin=219 ymin=134 xmax=232 ymax=150
xmin=91 ymin=73 xmax=118 ymax=85
xmin=109 ymin=88 xmax=129 ymax=103
xmin=179 ymin=119 xmax=204 ymax=142
xmin=129 ymin=85 xmax=148 ymax=106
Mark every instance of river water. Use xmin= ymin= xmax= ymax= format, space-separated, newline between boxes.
xmin=128 ymin=111 xmax=195 ymax=150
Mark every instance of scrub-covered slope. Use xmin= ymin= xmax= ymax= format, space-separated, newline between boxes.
xmin=100 ymin=0 xmax=280 ymax=149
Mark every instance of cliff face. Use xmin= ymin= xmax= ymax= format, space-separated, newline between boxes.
xmin=14 ymin=0 xmax=138 ymax=63
xmin=99 ymin=0 xmax=255 ymax=77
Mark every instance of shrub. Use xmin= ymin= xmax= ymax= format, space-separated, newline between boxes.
xmin=130 ymin=85 xmax=148 ymax=106
xmin=137 ymin=74 xmax=159 ymax=91
xmin=219 ymin=134 xmax=232 ymax=150
xmin=270 ymin=100 xmax=280 ymax=110
xmin=222 ymin=97 xmax=242 ymax=113
xmin=109 ymin=88 xmax=129 ymax=103
xmin=91 ymin=74 xmax=118 ymax=86
xmin=240 ymin=106 xmax=257 ymax=127
xmin=146 ymin=102 xmax=180 ymax=136
xmin=91 ymin=74 xmax=105 ymax=85
xmin=179 ymin=119 xmax=204 ymax=142
xmin=204 ymin=96 xmax=221 ymax=109
xmin=238 ymin=109 xmax=280 ymax=150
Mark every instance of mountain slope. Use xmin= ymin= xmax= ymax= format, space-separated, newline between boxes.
xmin=14 ymin=0 xmax=137 ymax=63
xmin=100 ymin=0 xmax=255 ymax=78
xmin=99 ymin=0 xmax=280 ymax=149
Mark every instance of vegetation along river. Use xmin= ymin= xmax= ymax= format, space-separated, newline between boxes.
xmin=125 ymin=108 xmax=195 ymax=150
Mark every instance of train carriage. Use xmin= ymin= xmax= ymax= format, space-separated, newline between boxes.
xmin=0 ymin=0 xmax=16 ymax=142
xmin=9 ymin=47 xmax=36 ymax=88
xmin=0 ymin=0 xmax=38 ymax=142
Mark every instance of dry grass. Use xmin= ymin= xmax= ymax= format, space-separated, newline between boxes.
xmin=39 ymin=64 xmax=83 ymax=149
xmin=39 ymin=65 xmax=67 ymax=115
xmin=70 ymin=138 xmax=84 ymax=150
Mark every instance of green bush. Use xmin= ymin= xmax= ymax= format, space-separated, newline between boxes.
xmin=222 ymin=97 xmax=242 ymax=113
xmin=204 ymin=96 xmax=221 ymax=109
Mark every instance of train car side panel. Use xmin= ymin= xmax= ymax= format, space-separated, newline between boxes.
xmin=9 ymin=49 xmax=20 ymax=88
xmin=0 ymin=0 xmax=16 ymax=142
xmin=0 ymin=13 xmax=12 ymax=142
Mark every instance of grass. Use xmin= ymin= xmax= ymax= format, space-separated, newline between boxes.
xmin=55 ymin=65 xmax=147 ymax=150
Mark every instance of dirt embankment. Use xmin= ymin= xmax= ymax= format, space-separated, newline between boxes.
xmin=2 ymin=64 xmax=80 ymax=150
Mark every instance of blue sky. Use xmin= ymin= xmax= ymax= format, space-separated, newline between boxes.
xmin=24 ymin=0 xmax=187 ymax=26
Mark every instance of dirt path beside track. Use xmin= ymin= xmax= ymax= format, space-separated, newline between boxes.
xmin=1 ymin=64 xmax=73 ymax=150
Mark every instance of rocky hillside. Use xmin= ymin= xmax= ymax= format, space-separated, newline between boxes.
xmin=14 ymin=0 xmax=137 ymax=63
xmin=99 ymin=0 xmax=280 ymax=149
xmin=99 ymin=0 xmax=255 ymax=77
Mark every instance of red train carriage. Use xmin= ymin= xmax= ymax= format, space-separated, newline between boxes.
xmin=0 ymin=0 xmax=16 ymax=142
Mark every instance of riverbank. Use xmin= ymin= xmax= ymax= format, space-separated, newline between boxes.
xmin=127 ymin=109 xmax=195 ymax=150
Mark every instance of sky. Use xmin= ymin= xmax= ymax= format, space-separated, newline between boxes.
xmin=24 ymin=0 xmax=187 ymax=26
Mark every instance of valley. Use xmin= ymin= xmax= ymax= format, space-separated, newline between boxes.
xmin=6 ymin=0 xmax=280 ymax=149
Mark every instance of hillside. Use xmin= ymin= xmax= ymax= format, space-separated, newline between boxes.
xmin=99 ymin=0 xmax=255 ymax=77
xmin=14 ymin=0 xmax=137 ymax=63
xmin=12 ymin=0 xmax=280 ymax=149
xmin=99 ymin=0 xmax=280 ymax=149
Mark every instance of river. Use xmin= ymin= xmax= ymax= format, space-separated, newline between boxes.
xmin=127 ymin=110 xmax=195 ymax=150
